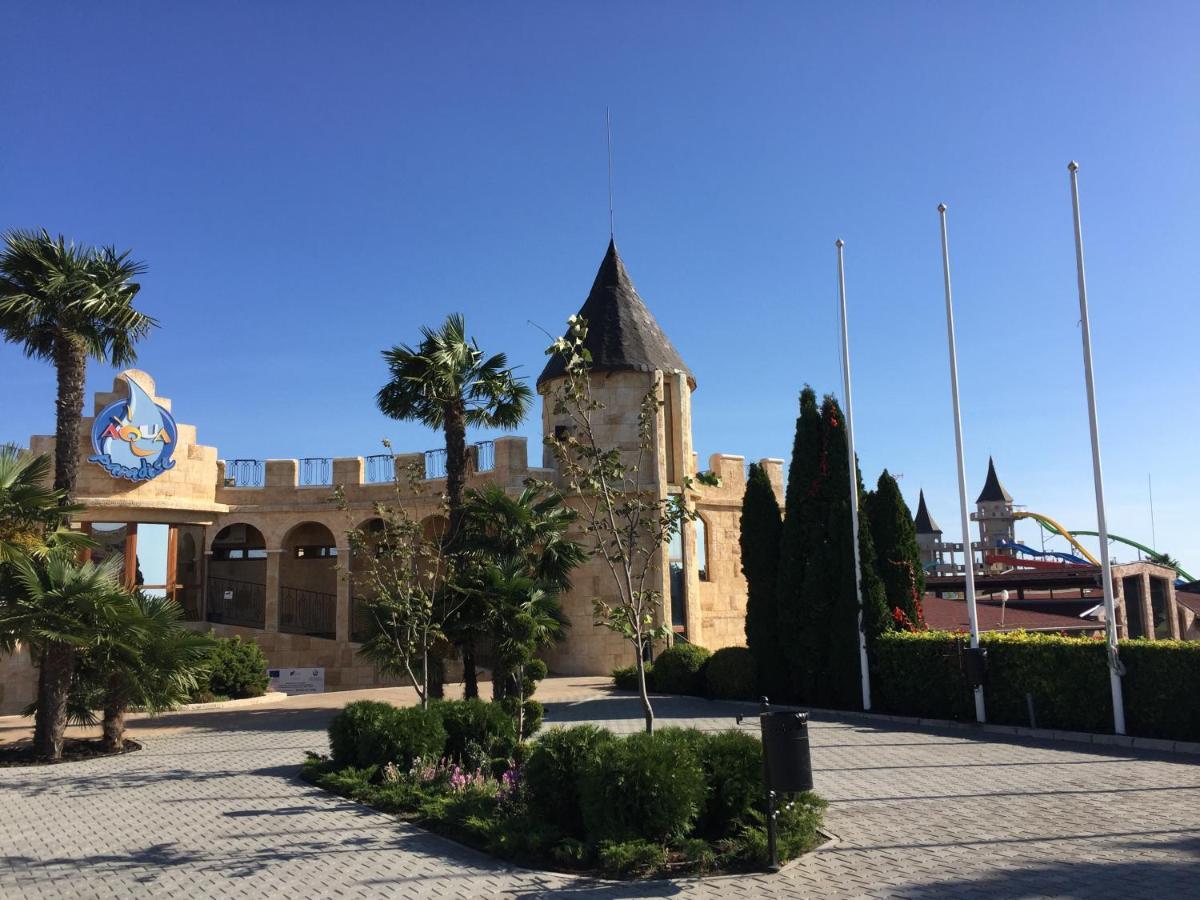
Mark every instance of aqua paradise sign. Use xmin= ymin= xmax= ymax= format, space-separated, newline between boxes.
xmin=89 ymin=375 xmax=178 ymax=482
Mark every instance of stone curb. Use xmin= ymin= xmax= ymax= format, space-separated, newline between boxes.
xmin=688 ymin=693 xmax=1200 ymax=757
xmin=180 ymin=692 xmax=289 ymax=711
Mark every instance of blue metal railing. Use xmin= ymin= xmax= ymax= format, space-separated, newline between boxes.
xmin=225 ymin=459 xmax=265 ymax=488
xmin=223 ymin=441 xmax=498 ymax=488
xmin=299 ymin=457 xmax=332 ymax=486
xmin=365 ymin=454 xmax=395 ymax=484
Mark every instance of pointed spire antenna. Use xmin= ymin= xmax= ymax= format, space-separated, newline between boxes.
xmin=606 ymin=107 xmax=615 ymax=239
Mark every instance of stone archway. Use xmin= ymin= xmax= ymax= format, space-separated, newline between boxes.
xmin=207 ymin=523 xmax=268 ymax=629
xmin=279 ymin=521 xmax=339 ymax=640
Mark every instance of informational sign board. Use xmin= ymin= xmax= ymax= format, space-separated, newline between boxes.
xmin=268 ymin=667 xmax=325 ymax=695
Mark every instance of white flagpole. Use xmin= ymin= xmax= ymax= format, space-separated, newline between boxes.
xmin=1068 ymin=161 xmax=1126 ymax=735
xmin=835 ymin=239 xmax=872 ymax=712
xmin=937 ymin=204 xmax=987 ymax=725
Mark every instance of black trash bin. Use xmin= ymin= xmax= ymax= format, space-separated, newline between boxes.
xmin=760 ymin=710 xmax=813 ymax=794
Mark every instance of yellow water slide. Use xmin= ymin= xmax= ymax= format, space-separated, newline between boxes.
xmin=1012 ymin=511 xmax=1101 ymax=567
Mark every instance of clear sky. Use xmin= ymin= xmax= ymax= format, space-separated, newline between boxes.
xmin=3 ymin=2 xmax=1198 ymax=570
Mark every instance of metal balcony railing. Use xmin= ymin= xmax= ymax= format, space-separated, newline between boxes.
xmin=299 ymin=457 xmax=332 ymax=486
xmin=365 ymin=454 xmax=395 ymax=484
xmin=424 ymin=448 xmax=447 ymax=480
xmin=279 ymin=586 xmax=336 ymax=640
xmin=474 ymin=440 xmax=495 ymax=473
xmin=225 ymin=459 xmax=265 ymax=488
xmin=205 ymin=577 xmax=266 ymax=628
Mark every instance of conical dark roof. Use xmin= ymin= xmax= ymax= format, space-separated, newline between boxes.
xmin=976 ymin=456 xmax=1013 ymax=504
xmin=538 ymin=239 xmax=695 ymax=389
xmin=913 ymin=489 xmax=942 ymax=535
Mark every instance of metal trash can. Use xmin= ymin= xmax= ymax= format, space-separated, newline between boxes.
xmin=760 ymin=710 xmax=813 ymax=794
xmin=964 ymin=646 xmax=988 ymax=689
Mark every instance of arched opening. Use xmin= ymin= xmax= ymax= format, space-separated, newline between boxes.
xmin=420 ymin=514 xmax=449 ymax=543
xmin=207 ymin=523 xmax=267 ymax=628
xmin=280 ymin=521 xmax=338 ymax=640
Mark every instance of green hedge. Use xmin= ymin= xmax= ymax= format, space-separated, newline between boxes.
xmin=649 ymin=644 xmax=711 ymax=695
xmin=875 ymin=630 xmax=1200 ymax=741
xmin=705 ymin=647 xmax=757 ymax=701
xmin=204 ymin=635 xmax=269 ymax=699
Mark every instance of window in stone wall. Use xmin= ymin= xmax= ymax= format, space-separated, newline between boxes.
xmin=294 ymin=545 xmax=338 ymax=559
xmin=695 ymin=515 xmax=709 ymax=582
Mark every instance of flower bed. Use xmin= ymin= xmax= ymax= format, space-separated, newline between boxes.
xmin=303 ymin=699 xmax=825 ymax=879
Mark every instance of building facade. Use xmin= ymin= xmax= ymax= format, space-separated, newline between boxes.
xmin=1 ymin=241 xmax=778 ymax=714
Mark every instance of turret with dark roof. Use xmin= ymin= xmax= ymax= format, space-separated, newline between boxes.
xmin=913 ymin=489 xmax=942 ymax=535
xmin=538 ymin=239 xmax=694 ymax=390
xmin=976 ymin=456 xmax=1013 ymax=504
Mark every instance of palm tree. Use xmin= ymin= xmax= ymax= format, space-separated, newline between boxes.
xmin=0 ymin=445 xmax=90 ymax=566
xmin=462 ymin=483 xmax=584 ymax=700
xmin=377 ymin=313 xmax=532 ymax=697
xmin=0 ymin=230 xmax=156 ymax=504
xmin=85 ymin=592 xmax=216 ymax=751
xmin=0 ymin=554 xmax=135 ymax=759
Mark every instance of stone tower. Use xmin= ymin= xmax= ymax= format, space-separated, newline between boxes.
xmin=537 ymin=239 xmax=698 ymax=670
xmin=913 ymin=489 xmax=943 ymax=572
xmin=975 ymin=457 xmax=1015 ymax=568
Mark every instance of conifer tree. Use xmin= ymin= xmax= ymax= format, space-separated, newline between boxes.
xmin=795 ymin=395 xmax=888 ymax=710
xmin=741 ymin=462 xmax=782 ymax=693
xmin=774 ymin=387 xmax=822 ymax=701
xmin=863 ymin=470 xmax=925 ymax=630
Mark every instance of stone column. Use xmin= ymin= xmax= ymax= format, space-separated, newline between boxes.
xmin=1167 ymin=577 xmax=1181 ymax=640
xmin=264 ymin=549 xmax=284 ymax=633
xmin=682 ymin=516 xmax=704 ymax=647
xmin=1141 ymin=572 xmax=1155 ymax=641
xmin=336 ymin=540 xmax=352 ymax=643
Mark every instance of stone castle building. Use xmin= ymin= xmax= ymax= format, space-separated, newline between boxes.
xmin=1 ymin=240 xmax=781 ymax=714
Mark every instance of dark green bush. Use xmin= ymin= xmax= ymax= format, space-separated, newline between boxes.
xmin=429 ymin=698 xmax=517 ymax=766
xmin=652 ymin=643 xmax=711 ymax=695
xmin=695 ymin=729 xmax=763 ymax=838
xmin=596 ymin=839 xmax=668 ymax=878
xmin=580 ymin=728 xmax=707 ymax=844
xmin=327 ymin=700 xmax=447 ymax=770
xmin=204 ymin=635 xmax=269 ymax=699
xmin=524 ymin=725 xmax=615 ymax=837
xmin=612 ymin=664 xmax=652 ymax=691
xmin=705 ymin=647 xmax=757 ymax=700
xmin=875 ymin=630 xmax=1200 ymax=741
xmin=718 ymin=793 xmax=826 ymax=868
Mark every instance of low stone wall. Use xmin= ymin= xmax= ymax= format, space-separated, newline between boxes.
xmin=0 ymin=646 xmax=36 ymax=716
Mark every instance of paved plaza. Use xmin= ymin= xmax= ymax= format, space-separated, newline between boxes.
xmin=1 ymin=678 xmax=1199 ymax=898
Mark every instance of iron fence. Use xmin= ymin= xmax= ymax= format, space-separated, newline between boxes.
xmin=424 ymin=448 xmax=447 ymax=480
xmin=365 ymin=453 xmax=395 ymax=484
xmin=205 ymin=576 xmax=266 ymax=628
xmin=279 ymin=585 xmax=336 ymax=640
xmin=474 ymin=440 xmax=495 ymax=473
xmin=300 ymin=457 xmax=332 ymax=486
xmin=225 ymin=459 xmax=265 ymax=488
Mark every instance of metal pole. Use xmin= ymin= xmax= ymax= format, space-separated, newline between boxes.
xmin=1067 ymin=161 xmax=1126 ymax=735
xmin=937 ymin=204 xmax=986 ymax=724
xmin=835 ymin=239 xmax=872 ymax=712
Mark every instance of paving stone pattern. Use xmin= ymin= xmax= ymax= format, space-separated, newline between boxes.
xmin=2 ymin=686 xmax=1198 ymax=898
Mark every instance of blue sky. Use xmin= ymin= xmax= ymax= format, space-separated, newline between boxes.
xmin=3 ymin=2 xmax=1198 ymax=570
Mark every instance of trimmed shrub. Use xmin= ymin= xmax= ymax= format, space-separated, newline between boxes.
xmin=651 ymin=644 xmax=711 ymax=696
xmin=597 ymin=839 xmax=668 ymax=878
xmin=430 ymin=698 xmax=517 ymax=767
xmin=328 ymin=700 xmax=447 ymax=770
xmin=875 ymin=630 xmax=1200 ymax=741
xmin=705 ymin=647 xmax=757 ymax=700
xmin=580 ymin=728 xmax=706 ymax=844
xmin=612 ymin=664 xmax=652 ymax=692
xmin=524 ymin=725 xmax=615 ymax=837
xmin=695 ymin=729 xmax=763 ymax=838
xmin=205 ymin=635 xmax=269 ymax=699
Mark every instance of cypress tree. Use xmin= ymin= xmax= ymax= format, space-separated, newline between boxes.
xmin=796 ymin=395 xmax=888 ymax=710
xmin=741 ymin=462 xmax=782 ymax=693
xmin=775 ymin=387 xmax=822 ymax=702
xmin=863 ymin=469 xmax=926 ymax=630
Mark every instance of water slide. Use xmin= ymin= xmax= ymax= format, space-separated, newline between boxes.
xmin=1012 ymin=511 xmax=1101 ymax=567
xmin=1024 ymin=514 xmax=1196 ymax=582
xmin=995 ymin=539 xmax=1090 ymax=566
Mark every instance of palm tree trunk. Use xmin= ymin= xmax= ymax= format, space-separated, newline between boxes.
xmin=34 ymin=644 xmax=75 ymax=760
xmin=52 ymin=334 xmax=88 ymax=504
xmin=444 ymin=403 xmax=478 ymax=698
xmin=101 ymin=673 xmax=129 ymax=752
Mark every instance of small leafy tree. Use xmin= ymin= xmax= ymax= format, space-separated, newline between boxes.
xmin=544 ymin=316 xmax=694 ymax=733
xmin=740 ymin=461 xmax=782 ymax=694
xmin=339 ymin=448 xmax=465 ymax=708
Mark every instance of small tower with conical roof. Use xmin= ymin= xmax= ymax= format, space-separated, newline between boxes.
xmin=913 ymin=489 xmax=943 ymax=572
xmin=537 ymin=239 xmax=695 ymax=487
xmin=974 ymin=456 xmax=1015 ymax=567
xmin=537 ymin=239 xmax=698 ymax=671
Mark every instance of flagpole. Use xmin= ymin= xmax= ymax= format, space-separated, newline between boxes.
xmin=835 ymin=239 xmax=872 ymax=712
xmin=937 ymin=204 xmax=986 ymax=725
xmin=1068 ymin=161 xmax=1126 ymax=735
